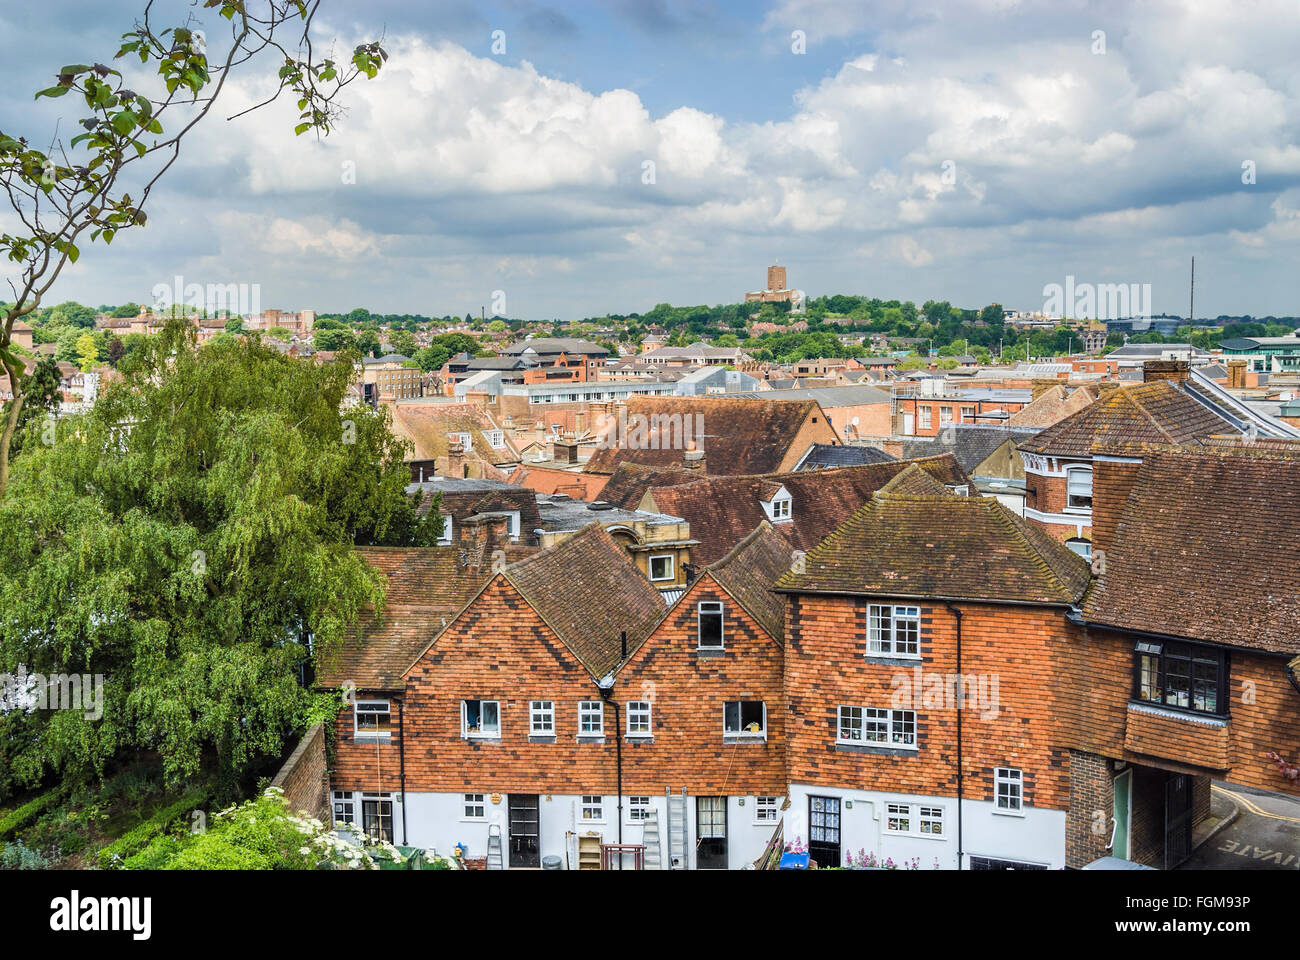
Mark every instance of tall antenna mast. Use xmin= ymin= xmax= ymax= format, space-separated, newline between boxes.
xmin=1189 ymin=256 xmax=1195 ymax=328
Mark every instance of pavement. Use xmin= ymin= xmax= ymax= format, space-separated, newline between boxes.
xmin=1178 ymin=781 xmax=1300 ymax=870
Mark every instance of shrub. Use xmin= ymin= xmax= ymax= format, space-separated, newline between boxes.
xmin=97 ymin=788 xmax=209 ymax=869
xmin=0 ymin=840 xmax=51 ymax=870
xmin=0 ymin=790 xmax=62 ymax=840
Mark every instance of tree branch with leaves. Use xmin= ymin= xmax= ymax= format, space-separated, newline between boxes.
xmin=0 ymin=0 xmax=387 ymax=496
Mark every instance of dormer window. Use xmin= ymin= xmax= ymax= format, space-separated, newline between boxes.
xmin=771 ymin=496 xmax=792 ymax=521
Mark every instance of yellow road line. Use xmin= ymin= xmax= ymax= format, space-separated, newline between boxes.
xmin=1213 ymin=784 xmax=1300 ymax=824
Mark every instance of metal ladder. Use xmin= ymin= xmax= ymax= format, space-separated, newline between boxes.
xmin=486 ymin=823 xmax=504 ymax=870
xmin=642 ymin=809 xmax=663 ymax=870
xmin=665 ymin=787 xmax=689 ymax=870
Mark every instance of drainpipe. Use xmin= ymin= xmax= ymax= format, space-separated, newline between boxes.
xmin=595 ymin=632 xmax=627 ymax=865
xmin=945 ymin=603 xmax=965 ymax=871
xmin=396 ymin=695 xmax=408 ymax=845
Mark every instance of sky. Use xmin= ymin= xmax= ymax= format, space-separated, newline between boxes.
xmin=2 ymin=0 xmax=1299 ymax=321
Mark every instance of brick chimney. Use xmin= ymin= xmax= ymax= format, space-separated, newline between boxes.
xmin=445 ymin=440 xmax=466 ymax=478
xmin=459 ymin=513 xmax=511 ymax=562
xmin=683 ymin=445 xmax=706 ymax=471
xmin=551 ymin=439 xmax=580 ymax=464
xmin=574 ymin=410 xmax=588 ymax=436
xmin=1227 ymin=359 xmax=1248 ymax=390
xmin=1143 ymin=359 xmax=1189 ymax=384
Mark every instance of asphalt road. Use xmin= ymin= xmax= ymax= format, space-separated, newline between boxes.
xmin=1178 ymin=782 xmax=1300 ymax=870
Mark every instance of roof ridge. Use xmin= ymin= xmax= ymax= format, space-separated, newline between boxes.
xmin=708 ymin=519 xmax=774 ymax=572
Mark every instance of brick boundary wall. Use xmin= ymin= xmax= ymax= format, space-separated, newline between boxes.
xmin=271 ymin=722 xmax=330 ymax=823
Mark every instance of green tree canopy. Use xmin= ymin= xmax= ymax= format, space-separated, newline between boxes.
xmin=0 ymin=321 xmax=438 ymax=798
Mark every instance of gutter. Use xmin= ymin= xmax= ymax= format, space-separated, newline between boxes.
xmin=396 ymin=695 xmax=408 ymax=845
xmin=945 ymin=602 xmax=965 ymax=871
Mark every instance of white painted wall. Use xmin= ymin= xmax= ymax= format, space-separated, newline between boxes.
xmin=341 ymin=790 xmax=780 ymax=869
xmin=787 ymin=783 xmax=1065 ymax=870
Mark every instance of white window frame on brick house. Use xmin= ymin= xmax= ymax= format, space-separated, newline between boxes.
xmin=332 ymin=790 xmax=356 ymax=826
xmin=866 ymin=605 xmax=921 ymax=658
xmin=530 ymin=700 xmax=554 ymax=735
xmin=578 ymin=700 xmax=604 ymax=736
xmin=884 ymin=801 xmax=945 ymax=837
xmin=354 ymin=699 xmax=392 ymax=740
xmin=723 ymin=700 xmax=767 ymax=739
xmin=939 ymin=405 xmax=953 ymax=426
xmin=754 ymin=796 xmax=779 ymax=823
xmin=580 ymin=795 xmax=605 ymax=823
xmin=461 ymin=699 xmax=500 ymax=739
xmin=919 ymin=406 xmax=933 ymax=431
xmin=860 ymin=707 xmax=917 ymax=749
xmin=697 ymin=601 xmax=724 ymax=649
xmin=626 ymin=700 xmax=653 ymax=738
xmin=995 ymin=767 xmax=1024 ymax=814
xmin=648 ymin=554 xmax=675 ymax=582
xmin=462 ymin=793 xmax=487 ymax=820
xmin=626 ymin=796 xmax=652 ymax=823
xmin=837 ymin=705 xmax=865 ymax=742
xmin=1065 ymin=465 xmax=1093 ymax=513
xmin=486 ymin=429 xmax=506 ymax=449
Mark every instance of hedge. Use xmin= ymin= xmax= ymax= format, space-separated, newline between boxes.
xmin=0 ymin=790 xmax=63 ymax=841
xmin=97 ymin=789 xmax=209 ymax=869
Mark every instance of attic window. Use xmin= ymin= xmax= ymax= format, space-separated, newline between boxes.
xmin=698 ymin=601 xmax=724 ymax=649
xmin=486 ymin=429 xmax=506 ymax=449
xmin=1065 ymin=537 xmax=1092 ymax=559
xmin=449 ymin=431 xmax=473 ymax=450
xmin=771 ymin=496 xmax=792 ymax=521
xmin=724 ymin=700 xmax=767 ymax=739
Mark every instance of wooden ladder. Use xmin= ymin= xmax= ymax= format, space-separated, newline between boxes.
xmin=486 ymin=823 xmax=504 ymax=870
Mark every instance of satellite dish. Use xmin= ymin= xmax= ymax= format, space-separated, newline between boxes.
xmin=851 ymin=416 xmax=860 ymax=426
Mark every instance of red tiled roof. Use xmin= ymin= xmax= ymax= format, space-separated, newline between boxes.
xmin=1018 ymin=381 xmax=1234 ymax=457
xmin=505 ymin=523 xmax=667 ymax=676
xmin=1081 ymin=449 xmax=1300 ymax=654
xmin=774 ymin=483 xmax=1090 ymax=606
xmin=642 ymin=455 xmax=971 ymax=566
xmin=707 ymin=521 xmax=797 ymax=643
xmin=582 ymin=395 xmax=825 ymax=476
xmin=1008 ymin=384 xmax=1098 ymax=428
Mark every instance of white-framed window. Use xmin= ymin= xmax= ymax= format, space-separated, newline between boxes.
xmin=771 ymin=496 xmax=792 ymax=521
xmin=837 ymin=705 xmax=864 ymax=742
xmin=1065 ymin=537 xmax=1092 ymax=559
xmin=861 ymin=707 xmax=917 ymax=748
xmin=361 ymin=793 xmax=393 ymax=843
xmin=626 ymin=700 xmax=652 ymax=737
xmin=354 ymin=699 xmax=391 ymax=739
xmin=939 ymin=405 xmax=953 ymax=425
xmin=649 ymin=554 xmax=674 ymax=582
xmin=530 ymin=700 xmax=554 ymax=735
xmin=461 ymin=699 xmax=500 ymax=739
xmin=438 ymin=513 xmax=453 ymax=545
xmin=995 ymin=767 xmax=1024 ymax=813
xmin=332 ymin=790 xmax=355 ymax=825
xmin=578 ymin=700 xmax=604 ymax=736
xmin=627 ymin=796 xmax=652 ymax=822
xmin=919 ymin=407 xmax=933 ymax=430
xmin=697 ymin=601 xmax=724 ymax=649
xmin=463 ymin=793 xmax=486 ymax=820
xmin=867 ymin=604 xmax=921 ymax=658
xmin=1066 ymin=465 xmax=1093 ymax=511
xmin=920 ymin=806 xmax=945 ymax=836
xmin=755 ymin=796 xmax=779 ymax=823
xmin=886 ymin=802 xmax=912 ymax=833
xmin=723 ymin=700 xmax=766 ymax=738
xmin=884 ymin=802 xmax=945 ymax=837
xmin=580 ymin=795 xmax=605 ymax=822
xmin=449 ymin=431 xmax=473 ymax=450
xmin=486 ymin=429 xmax=506 ymax=449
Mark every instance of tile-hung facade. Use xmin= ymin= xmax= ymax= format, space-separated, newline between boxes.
xmin=773 ymin=466 xmax=1092 ymax=870
xmin=322 ymin=456 xmax=1300 ymax=869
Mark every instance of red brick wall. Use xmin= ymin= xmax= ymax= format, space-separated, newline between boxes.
xmin=271 ymin=722 xmax=330 ymax=822
xmin=783 ymin=594 xmax=1073 ymax=811
xmin=616 ymin=574 xmax=786 ymax=795
xmin=332 ymin=575 xmax=620 ymax=796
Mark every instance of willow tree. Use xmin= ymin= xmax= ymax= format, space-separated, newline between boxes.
xmin=0 ymin=321 xmax=439 ymax=797
xmin=0 ymin=0 xmax=387 ymax=496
